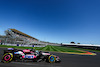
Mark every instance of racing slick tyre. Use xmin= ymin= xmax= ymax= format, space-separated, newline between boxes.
xmin=48 ymin=55 xmax=56 ymax=63
xmin=2 ymin=53 xmax=13 ymax=63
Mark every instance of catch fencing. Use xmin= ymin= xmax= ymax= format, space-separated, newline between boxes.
xmin=1 ymin=43 xmax=46 ymax=47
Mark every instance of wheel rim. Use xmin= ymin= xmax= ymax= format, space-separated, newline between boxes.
xmin=50 ymin=56 xmax=54 ymax=62
xmin=4 ymin=55 xmax=11 ymax=61
xmin=2 ymin=53 xmax=13 ymax=63
xmin=48 ymin=55 xmax=56 ymax=63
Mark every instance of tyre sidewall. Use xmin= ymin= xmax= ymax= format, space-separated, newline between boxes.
xmin=2 ymin=53 xmax=13 ymax=63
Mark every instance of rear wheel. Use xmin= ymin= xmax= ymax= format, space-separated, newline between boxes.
xmin=2 ymin=53 xmax=13 ymax=63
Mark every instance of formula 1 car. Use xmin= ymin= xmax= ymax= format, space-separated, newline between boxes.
xmin=1 ymin=48 xmax=61 ymax=63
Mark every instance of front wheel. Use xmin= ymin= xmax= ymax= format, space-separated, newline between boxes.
xmin=2 ymin=53 xmax=13 ymax=63
xmin=48 ymin=55 xmax=56 ymax=63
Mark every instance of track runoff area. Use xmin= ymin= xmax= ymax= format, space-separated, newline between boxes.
xmin=0 ymin=46 xmax=100 ymax=67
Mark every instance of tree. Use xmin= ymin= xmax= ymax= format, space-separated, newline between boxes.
xmin=70 ymin=41 xmax=75 ymax=44
xmin=77 ymin=43 xmax=80 ymax=44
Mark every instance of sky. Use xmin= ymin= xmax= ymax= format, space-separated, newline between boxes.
xmin=0 ymin=0 xmax=100 ymax=44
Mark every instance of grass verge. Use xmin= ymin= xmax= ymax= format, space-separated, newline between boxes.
xmin=0 ymin=45 xmax=87 ymax=53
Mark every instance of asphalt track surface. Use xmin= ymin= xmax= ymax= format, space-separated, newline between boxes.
xmin=0 ymin=48 xmax=100 ymax=67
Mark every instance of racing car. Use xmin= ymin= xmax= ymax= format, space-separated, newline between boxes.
xmin=1 ymin=48 xmax=61 ymax=63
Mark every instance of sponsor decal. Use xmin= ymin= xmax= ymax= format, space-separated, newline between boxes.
xmin=14 ymin=51 xmax=24 ymax=55
xmin=24 ymin=55 xmax=34 ymax=59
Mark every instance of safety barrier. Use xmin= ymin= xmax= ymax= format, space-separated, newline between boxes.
xmin=1 ymin=43 xmax=46 ymax=47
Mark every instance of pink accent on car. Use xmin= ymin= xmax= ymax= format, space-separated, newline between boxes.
xmin=4 ymin=55 xmax=11 ymax=61
xmin=57 ymin=56 xmax=59 ymax=58
xmin=23 ymin=49 xmax=30 ymax=53
xmin=42 ymin=53 xmax=50 ymax=55
xmin=30 ymin=51 xmax=34 ymax=53
xmin=34 ymin=55 xmax=36 ymax=58
xmin=22 ymin=56 xmax=25 ymax=58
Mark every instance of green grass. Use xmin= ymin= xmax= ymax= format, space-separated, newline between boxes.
xmin=53 ymin=46 xmax=86 ymax=53
xmin=1 ymin=45 xmax=98 ymax=53
xmin=35 ymin=45 xmax=87 ymax=53
xmin=70 ymin=47 xmax=100 ymax=52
